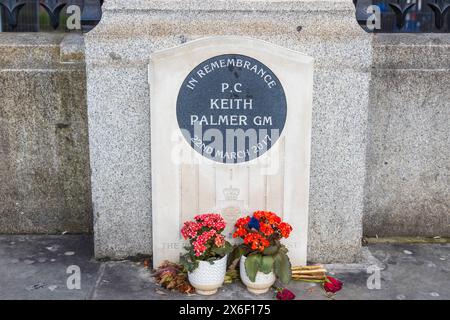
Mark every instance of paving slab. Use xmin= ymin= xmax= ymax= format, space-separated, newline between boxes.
xmin=0 ymin=235 xmax=449 ymax=300
xmin=0 ymin=235 xmax=99 ymax=300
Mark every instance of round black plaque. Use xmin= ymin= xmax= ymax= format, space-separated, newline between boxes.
xmin=176 ymin=54 xmax=287 ymax=164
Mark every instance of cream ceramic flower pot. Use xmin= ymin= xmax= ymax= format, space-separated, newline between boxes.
xmin=240 ymin=255 xmax=276 ymax=294
xmin=188 ymin=254 xmax=227 ymax=295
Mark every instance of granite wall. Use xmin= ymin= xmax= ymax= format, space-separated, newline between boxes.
xmin=0 ymin=33 xmax=92 ymax=234
xmin=85 ymin=0 xmax=372 ymax=262
xmin=0 ymin=2 xmax=448 ymax=261
xmin=363 ymin=34 xmax=450 ymax=237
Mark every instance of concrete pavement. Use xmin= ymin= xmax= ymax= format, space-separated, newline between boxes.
xmin=0 ymin=235 xmax=448 ymax=300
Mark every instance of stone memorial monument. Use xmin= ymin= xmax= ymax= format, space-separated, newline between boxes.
xmin=85 ymin=0 xmax=372 ymax=264
xmin=149 ymin=37 xmax=313 ymax=267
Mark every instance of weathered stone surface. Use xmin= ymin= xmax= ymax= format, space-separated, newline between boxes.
xmin=364 ymin=34 xmax=450 ymax=237
xmin=87 ymin=64 xmax=152 ymax=257
xmin=85 ymin=0 xmax=372 ymax=262
xmin=0 ymin=235 xmax=99 ymax=300
xmin=372 ymin=34 xmax=450 ymax=70
xmin=310 ymin=69 xmax=370 ymax=262
xmin=0 ymin=33 xmax=92 ymax=234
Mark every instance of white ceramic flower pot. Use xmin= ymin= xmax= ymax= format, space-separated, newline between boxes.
xmin=188 ymin=254 xmax=227 ymax=295
xmin=240 ymin=255 xmax=276 ymax=294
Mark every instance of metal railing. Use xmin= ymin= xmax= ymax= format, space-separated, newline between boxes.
xmin=355 ymin=0 xmax=450 ymax=32
xmin=0 ymin=0 xmax=102 ymax=32
xmin=1 ymin=0 xmax=448 ymax=33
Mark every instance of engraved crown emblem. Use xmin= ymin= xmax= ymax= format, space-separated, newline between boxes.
xmin=223 ymin=186 xmax=240 ymax=201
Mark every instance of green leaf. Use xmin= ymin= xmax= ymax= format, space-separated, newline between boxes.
xmin=279 ymin=244 xmax=289 ymax=255
xmin=260 ymin=255 xmax=274 ymax=274
xmin=180 ymin=253 xmax=197 ymax=272
xmin=212 ymin=241 xmax=233 ymax=256
xmin=262 ymin=245 xmax=279 ymax=256
xmin=228 ymin=244 xmax=248 ymax=267
xmin=244 ymin=254 xmax=262 ymax=282
xmin=273 ymin=252 xmax=292 ymax=284
xmin=179 ymin=255 xmax=189 ymax=272
xmin=193 ymin=259 xmax=199 ymax=271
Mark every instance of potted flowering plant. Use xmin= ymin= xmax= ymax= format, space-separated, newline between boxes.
xmin=230 ymin=211 xmax=293 ymax=294
xmin=180 ymin=213 xmax=233 ymax=295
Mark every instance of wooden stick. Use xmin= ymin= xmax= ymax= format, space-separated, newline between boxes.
xmin=292 ymin=274 xmax=327 ymax=280
xmin=292 ymin=269 xmax=326 ymax=275
xmin=292 ymin=279 xmax=325 ymax=283
xmin=292 ymin=265 xmax=324 ymax=271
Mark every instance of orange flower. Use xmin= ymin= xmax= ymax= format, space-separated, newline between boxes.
xmin=253 ymin=211 xmax=264 ymax=220
xmin=279 ymin=222 xmax=293 ymax=238
xmin=233 ymin=227 xmax=248 ymax=238
xmin=243 ymin=232 xmax=270 ymax=252
xmin=233 ymin=211 xmax=293 ymax=253
xmin=259 ymin=223 xmax=274 ymax=236
xmin=235 ymin=216 xmax=250 ymax=228
xmin=263 ymin=211 xmax=281 ymax=225
xmin=260 ymin=237 xmax=270 ymax=249
xmin=243 ymin=233 xmax=254 ymax=245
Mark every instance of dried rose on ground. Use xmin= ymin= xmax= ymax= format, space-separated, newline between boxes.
xmin=276 ymin=288 xmax=296 ymax=300
xmin=323 ymin=276 xmax=343 ymax=294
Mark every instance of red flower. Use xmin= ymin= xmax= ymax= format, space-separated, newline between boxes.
xmin=235 ymin=216 xmax=250 ymax=228
xmin=233 ymin=227 xmax=248 ymax=238
xmin=214 ymin=234 xmax=225 ymax=247
xmin=279 ymin=222 xmax=293 ymax=238
xmin=243 ymin=232 xmax=270 ymax=251
xmin=195 ymin=213 xmax=226 ymax=231
xmin=253 ymin=211 xmax=264 ymax=220
xmin=192 ymin=229 xmax=217 ymax=256
xmin=232 ymin=211 xmax=293 ymax=253
xmin=259 ymin=223 xmax=274 ymax=236
xmin=180 ymin=221 xmax=202 ymax=239
xmin=323 ymin=276 xmax=343 ymax=294
xmin=265 ymin=211 xmax=281 ymax=225
xmin=276 ymin=288 xmax=296 ymax=300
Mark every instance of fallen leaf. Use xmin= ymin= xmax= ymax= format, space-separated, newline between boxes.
xmin=155 ymin=289 xmax=167 ymax=295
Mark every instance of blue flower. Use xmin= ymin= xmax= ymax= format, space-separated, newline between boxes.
xmin=248 ymin=216 xmax=260 ymax=231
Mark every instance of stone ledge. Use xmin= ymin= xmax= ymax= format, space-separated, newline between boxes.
xmin=373 ymin=34 xmax=450 ymax=70
xmin=60 ymin=33 xmax=85 ymax=63
xmin=103 ymin=0 xmax=355 ymax=12
xmin=374 ymin=33 xmax=450 ymax=47
xmin=0 ymin=33 xmax=85 ymax=69
xmin=0 ymin=32 xmax=64 ymax=47
xmin=86 ymin=0 xmax=370 ymax=71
